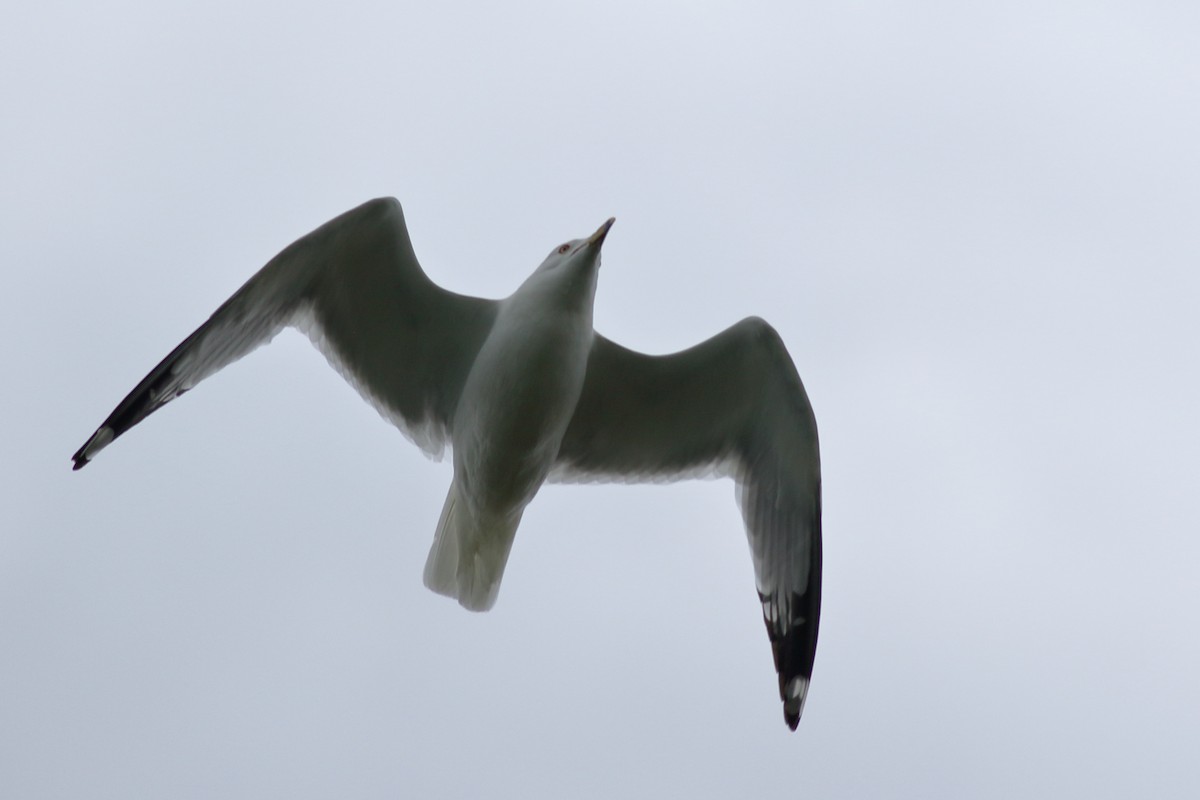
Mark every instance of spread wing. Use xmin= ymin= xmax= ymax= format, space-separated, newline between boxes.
xmin=72 ymin=197 xmax=497 ymax=468
xmin=553 ymin=317 xmax=822 ymax=730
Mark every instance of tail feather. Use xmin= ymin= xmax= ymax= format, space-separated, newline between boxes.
xmin=423 ymin=482 xmax=522 ymax=612
xmin=422 ymin=485 xmax=463 ymax=599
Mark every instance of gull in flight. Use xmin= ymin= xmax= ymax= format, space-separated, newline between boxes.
xmin=72 ymin=198 xmax=822 ymax=729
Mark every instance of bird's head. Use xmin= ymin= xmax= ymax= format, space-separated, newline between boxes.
xmin=532 ymin=217 xmax=615 ymax=275
xmin=518 ymin=217 xmax=615 ymax=307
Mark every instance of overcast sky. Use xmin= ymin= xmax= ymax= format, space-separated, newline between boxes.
xmin=3 ymin=2 xmax=1198 ymax=797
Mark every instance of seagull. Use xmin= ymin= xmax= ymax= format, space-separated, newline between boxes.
xmin=72 ymin=198 xmax=822 ymax=729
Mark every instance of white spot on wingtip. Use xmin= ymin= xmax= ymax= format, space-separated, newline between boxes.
xmin=785 ymin=676 xmax=810 ymax=719
xmin=85 ymin=426 xmax=115 ymax=459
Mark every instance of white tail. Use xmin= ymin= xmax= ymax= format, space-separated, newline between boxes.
xmin=422 ymin=482 xmax=522 ymax=612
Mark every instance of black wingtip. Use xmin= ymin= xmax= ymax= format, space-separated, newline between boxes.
xmin=71 ymin=426 xmax=114 ymax=471
xmin=763 ymin=589 xmax=819 ymax=732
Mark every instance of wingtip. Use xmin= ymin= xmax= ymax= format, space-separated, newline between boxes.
xmin=71 ymin=426 xmax=114 ymax=471
xmin=782 ymin=675 xmax=809 ymax=731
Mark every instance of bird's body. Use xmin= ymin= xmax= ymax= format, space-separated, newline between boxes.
xmin=456 ymin=253 xmax=598 ymax=512
xmin=430 ymin=222 xmax=606 ymax=610
xmin=73 ymin=198 xmax=821 ymax=729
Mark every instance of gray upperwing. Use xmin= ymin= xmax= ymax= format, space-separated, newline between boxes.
xmin=73 ymin=197 xmax=498 ymax=468
xmin=554 ymin=317 xmax=822 ymax=729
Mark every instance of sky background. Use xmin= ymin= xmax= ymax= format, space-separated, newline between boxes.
xmin=3 ymin=1 xmax=1198 ymax=797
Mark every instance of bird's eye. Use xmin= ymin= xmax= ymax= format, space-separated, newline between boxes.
xmin=557 ymin=243 xmax=570 ymax=254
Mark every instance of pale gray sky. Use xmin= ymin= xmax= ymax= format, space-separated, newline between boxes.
xmin=3 ymin=2 xmax=1198 ymax=797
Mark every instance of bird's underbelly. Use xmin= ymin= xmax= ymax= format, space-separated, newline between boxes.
xmin=452 ymin=320 xmax=591 ymax=516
